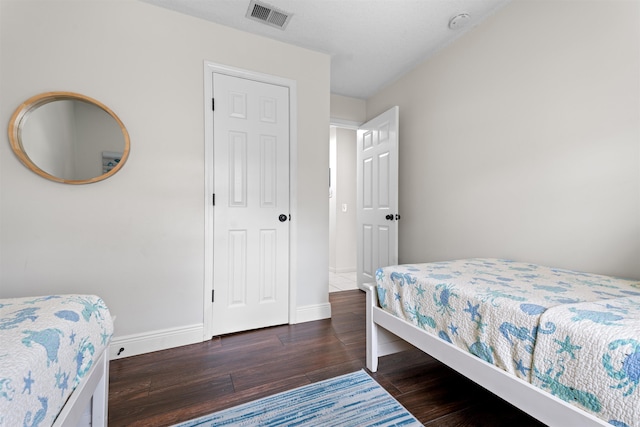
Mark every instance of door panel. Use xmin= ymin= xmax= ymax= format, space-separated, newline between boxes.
xmin=260 ymin=135 xmax=277 ymax=206
xmin=212 ymin=73 xmax=289 ymax=336
xmin=357 ymin=106 xmax=399 ymax=287
xmin=378 ymin=152 xmax=390 ymax=207
xmin=363 ymin=157 xmax=373 ymax=208
xmin=229 ymin=132 xmax=247 ymax=206
xmin=228 ymin=230 xmax=247 ymax=306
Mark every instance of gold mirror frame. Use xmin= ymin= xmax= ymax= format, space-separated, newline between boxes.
xmin=8 ymin=91 xmax=130 ymax=184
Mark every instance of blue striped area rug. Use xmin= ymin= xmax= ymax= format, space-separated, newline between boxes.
xmin=172 ymin=370 xmax=422 ymax=427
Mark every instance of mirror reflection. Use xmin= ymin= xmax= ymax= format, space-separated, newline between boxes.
xmin=8 ymin=92 xmax=130 ymax=184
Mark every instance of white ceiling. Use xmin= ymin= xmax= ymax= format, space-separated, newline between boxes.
xmin=142 ymin=0 xmax=511 ymax=99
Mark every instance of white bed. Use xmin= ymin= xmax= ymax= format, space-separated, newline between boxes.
xmin=51 ymin=350 xmax=110 ymax=427
xmin=361 ymin=259 xmax=640 ymax=427
xmin=0 ymin=295 xmax=113 ymax=427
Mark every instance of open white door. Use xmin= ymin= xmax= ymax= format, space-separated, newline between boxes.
xmin=357 ymin=106 xmax=399 ymax=287
xmin=211 ymin=72 xmax=290 ymax=336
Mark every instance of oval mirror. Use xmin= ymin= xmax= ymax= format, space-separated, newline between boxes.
xmin=8 ymin=92 xmax=130 ymax=184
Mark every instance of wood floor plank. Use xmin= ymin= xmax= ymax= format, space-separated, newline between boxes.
xmin=108 ymin=289 xmax=546 ymax=426
xmin=230 ymin=339 xmax=355 ymax=391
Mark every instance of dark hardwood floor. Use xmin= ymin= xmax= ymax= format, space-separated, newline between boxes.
xmin=108 ymin=290 xmax=546 ymax=426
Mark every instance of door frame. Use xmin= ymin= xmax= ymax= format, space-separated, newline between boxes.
xmin=203 ymin=61 xmax=298 ymax=340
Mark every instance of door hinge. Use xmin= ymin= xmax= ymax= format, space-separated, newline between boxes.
xmin=212 ymin=289 xmax=215 ymax=302
xmin=212 ymin=193 xmax=215 ymax=206
xmin=212 ymin=98 xmax=215 ymax=111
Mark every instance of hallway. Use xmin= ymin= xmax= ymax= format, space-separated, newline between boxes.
xmin=329 ymin=271 xmax=358 ymax=293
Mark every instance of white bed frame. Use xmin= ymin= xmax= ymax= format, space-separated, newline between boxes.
xmin=360 ymin=283 xmax=609 ymax=427
xmin=52 ymin=348 xmax=110 ymax=427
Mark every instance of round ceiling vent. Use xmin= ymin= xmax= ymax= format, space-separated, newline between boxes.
xmin=449 ymin=13 xmax=471 ymax=30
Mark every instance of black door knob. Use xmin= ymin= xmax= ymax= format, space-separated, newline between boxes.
xmin=385 ymin=214 xmax=394 ymax=220
xmin=279 ymin=214 xmax=288 ymax=222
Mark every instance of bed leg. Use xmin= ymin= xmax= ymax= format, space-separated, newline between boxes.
xmin=91 ymin=351 xmax=110 ymax=427
xmin=362 ymin=283 xmax=379 ymax=372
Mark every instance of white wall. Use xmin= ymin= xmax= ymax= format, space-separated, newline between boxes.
xmin=330 ymin=94 xmax=366 ymax=124
xmin=0 ymin=0 xmax=330 ymax=356
xmin=333 ymin=128 xmax=357 ymax=272
xmin=367 ymin=0 xmax=640 ymax=279
xmin=328 ymin=95 xmax=364 ymax=274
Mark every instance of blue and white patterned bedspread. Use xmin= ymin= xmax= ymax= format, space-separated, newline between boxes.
xmin=531 ymin=296 xmax=640 ymax=427
xmin=0 ymin=295 xmax=113 ymax=427
xmin=375 ymin=259 xmax=640 ymax=382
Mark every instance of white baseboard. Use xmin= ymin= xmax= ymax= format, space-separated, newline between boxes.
xmin=109 ymin=324 xmax=203 ymax=360
xmin=109 ymin=303 xmax=333 ymax=359
xmin=295 ymin=302 xmax=332 ymax=324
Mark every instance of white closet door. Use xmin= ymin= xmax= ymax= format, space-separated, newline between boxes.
xmin=212 ymin=73 xmax=290 ymax=335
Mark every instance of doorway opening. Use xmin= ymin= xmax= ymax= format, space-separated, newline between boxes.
xmin=329 ymin=106 xmax=399 ymax=294
xmin=328 ymin=125 xmax=358 ymax=293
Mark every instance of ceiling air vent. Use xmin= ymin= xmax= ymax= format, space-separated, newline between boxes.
xmin=246 ymin=0 xmax=292 ymax=30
